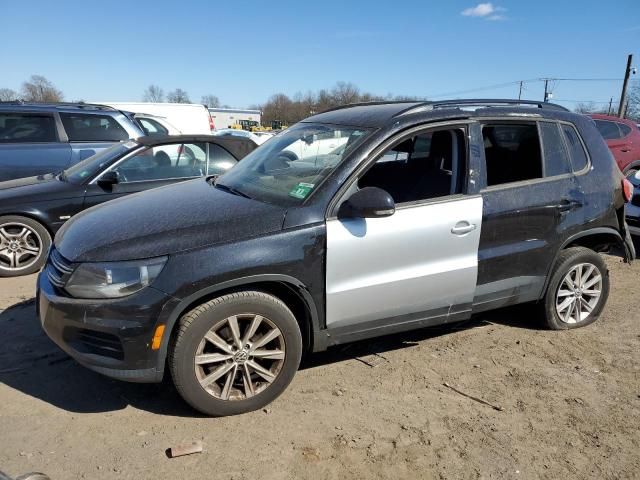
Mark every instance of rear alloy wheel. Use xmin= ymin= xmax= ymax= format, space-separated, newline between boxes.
xmin=169 ymin=291 xmax=302 ymax=416
xmin=0 ymin=216 xmax=51 ymax=277
xmin=542 ymin=247 xmax=609 ymax=329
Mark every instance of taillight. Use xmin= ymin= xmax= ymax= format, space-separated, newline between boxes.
xmin=622 ymin=178 xmax=633 ymax=203
xmin=209 ymin=113 xmax=215 ymax=131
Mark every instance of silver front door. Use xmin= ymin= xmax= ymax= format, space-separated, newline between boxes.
xmin=325 ymin=195 xmax=483 ymax=329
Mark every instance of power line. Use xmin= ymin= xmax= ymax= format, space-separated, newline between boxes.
xmin=553 ymin=98 xmax=620 ymax=104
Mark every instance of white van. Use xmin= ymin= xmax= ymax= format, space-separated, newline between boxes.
xmin=96 ymin=102 xmax=214 ymax=135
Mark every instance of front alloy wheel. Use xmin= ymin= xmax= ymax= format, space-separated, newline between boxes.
xmin=0 ymin=216 xmax=51 ymax=277
xmin=170 ymin=291 xmax=302 ymax=416
xmin=194 ymin=313 xmax=286 ymax=401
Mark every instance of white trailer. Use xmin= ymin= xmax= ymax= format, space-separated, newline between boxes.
xmin=95 ymin=102 xmax=214 ymax=134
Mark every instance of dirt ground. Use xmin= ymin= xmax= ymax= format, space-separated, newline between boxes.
xmin=1 ymin=254 xmax=639 ymax=480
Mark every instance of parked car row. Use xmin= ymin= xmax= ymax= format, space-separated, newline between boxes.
xmin=31 ymin=99 xmax=634 ymax=416
xmin=0 ymin=134 xmax=257 ymax=276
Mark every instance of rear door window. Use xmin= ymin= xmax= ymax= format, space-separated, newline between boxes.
xmin=482 ymin=123 xmax=542 ymax=186
xmin=0 ymin=113 xmax=57 ymax=143
xmin=539 ymin=122 xmax=571 ymax=177
xmin=561 ymin=124 xmax=589 ymax=172
xmin=60 ymin=113 xmax=129 ymax=142
xmin=594 ymin=120 xmax=622 ymax=140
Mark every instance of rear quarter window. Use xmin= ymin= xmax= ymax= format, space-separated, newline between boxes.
xmin=594 ymin=120 xmax=622 ymax=140
xmin=60 ymin=113 xmax=129 ymax=142
xmin=561 ymin=124 xmax=589 ymax=172
xmin=539 ymin=122 xmax=571 ymax=177
xmin=0 ymin=113 xmax=57 ymax=143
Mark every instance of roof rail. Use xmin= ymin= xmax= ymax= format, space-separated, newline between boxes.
xmin=317 ymin=98 xmax=570 ymax=116
xmin=425 ymin=99 xmax=569 ymax=112
xmin=0 ymin=101 xmax=116 ymax=111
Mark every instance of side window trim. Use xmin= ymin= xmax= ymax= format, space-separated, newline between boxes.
xmin=327 ymin=121 xmax=472 ymax=218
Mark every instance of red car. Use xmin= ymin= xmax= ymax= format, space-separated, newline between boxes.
xmin=591 ymin=114 xmax=640 ymax=176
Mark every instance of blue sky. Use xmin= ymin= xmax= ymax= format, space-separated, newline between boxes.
xmin=1 ymin=0 xmax=639 ymax=109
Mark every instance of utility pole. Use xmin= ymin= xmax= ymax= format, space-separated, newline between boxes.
xmin=543 ymin=79 xmax=549 ymax=102
xmin=518 ymin=81 xmax=523 ymax=100
xmin=607 ymin=97 xmax=613 ymax=115
xmin=618 ymin=54 xmax=633 ymax=118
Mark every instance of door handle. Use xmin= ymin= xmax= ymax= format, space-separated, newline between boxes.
xmin=621 ymin=148 xmax=631 ymax=153
xmin=557 ymin=199 xmax=582 ymax=213
xmin=451 ymin=221 xmax=477 ymax=235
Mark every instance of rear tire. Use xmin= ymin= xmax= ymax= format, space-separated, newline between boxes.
xmin=0 ymin=215 xmax=51 ymax=277
xmin=169 ymin=291 xmax=302 ymax=416
xmin=541 ymin=247 xmax=609 ymax=330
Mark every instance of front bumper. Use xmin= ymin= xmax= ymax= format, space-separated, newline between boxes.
xmin=37 ymin=271 xmax=178 ymax=383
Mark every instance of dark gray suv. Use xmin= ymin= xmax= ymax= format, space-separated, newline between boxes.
xmin=0 ymin=102 xmax=144 ymax=181
xmin=38 ymin=99 xmax=635 ymax=416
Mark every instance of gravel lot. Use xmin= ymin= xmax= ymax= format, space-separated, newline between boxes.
xmin=1 ymin=253 xmax=639 ymax=480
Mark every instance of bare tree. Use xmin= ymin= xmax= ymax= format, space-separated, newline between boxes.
xmin=167 ymin=89 xmax=191 ymax=103
xmin=143 ymin=85 xmax=164 ymax=102
xmin=0 ymin=88 xmax=18 ymax=101
xmin=626 ymin=83 xmax=640 ymax=121
xmin=201 ymin=95 xmax=220 ymax=107
xmin=21 ymin=75 xmax=63 ymax=102
xmin=331 ymin=81 xmax=360 ymax=105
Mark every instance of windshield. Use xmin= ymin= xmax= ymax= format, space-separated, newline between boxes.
xmin=216 ymin=123 xmax=370 ymax=206
xmin=64 ymin=141 xmax=139 ymax=183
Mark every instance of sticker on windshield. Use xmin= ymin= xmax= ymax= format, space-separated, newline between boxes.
xmin=289 ymin=182 xmax=315 ymax=199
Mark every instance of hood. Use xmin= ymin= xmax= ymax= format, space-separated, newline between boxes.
xmin=0 ymin=174 xmax=80 ymax=205
xmin=55 ymin=178 xmax=287 ymax=262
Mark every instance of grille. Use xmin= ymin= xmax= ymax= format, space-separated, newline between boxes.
xmin=63 ymin=327 xmax=124 ymax=360
xmin=45 ymin=248 xmax=75 ymax=290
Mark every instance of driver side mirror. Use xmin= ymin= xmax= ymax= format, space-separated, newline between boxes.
xmin=338 ymin=187 xmax=395 ymax=219
xmin=97 ymin=170 xmax=120 ymax=189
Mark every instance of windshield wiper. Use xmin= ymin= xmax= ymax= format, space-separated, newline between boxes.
xmin=214 ymin=181 xmax=252 ymax=199
xmin=56 ymin=170 xmax=67 ymax=182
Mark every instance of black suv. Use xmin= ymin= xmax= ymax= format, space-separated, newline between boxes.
xmin=0 ymin=102 xmax=145 ymax=182
xmin=38 ymin=100 xmax=635 ymax=416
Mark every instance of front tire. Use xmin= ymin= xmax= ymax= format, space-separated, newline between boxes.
xmin=541 ymin=247 xmax=609 ymax=330
xmin=0 ymin=215 xmax=51 ymax=277
xmin=169 ymin=291 xmax=302 ymax=416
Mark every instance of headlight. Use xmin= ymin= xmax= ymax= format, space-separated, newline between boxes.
xmin=65 ymin=256 xmax=167 ymax=299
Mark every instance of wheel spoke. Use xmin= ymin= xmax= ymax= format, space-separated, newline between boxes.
xmin=580 ymin=298 xmax=593 ymax=313
xmin=246 ymin=360 xmax=276 ymax=382
xmin=251 ymin=328 xmax=281 ymax=351
xmin=574 ymin=265 xmax=582 ymax=287
xmin=582 ymin=289 xmax=600 ymax=296
xmin=557 ymin=289 xmax=574 ymax=297
xmin=220 ymin=364 xmax=238 ymax=400
xmin=204 ymin=331 xmax=234 ymax=354
xmin=572 ymin=297 xmax=581 ymax=322
xmin=195 ymin=353 xmax=233 ymax=365
xmin=200 ymin=362 xmax=236 ymax=387
xmin=252 ymin=349 xmax=285 ymax=360
xmin=18 ymin=227 xmax=30 ymax=241
xmin=583 ymin=274 xmax=602 ymax=290
xmin=242 ymin=315 xmax=263 ymax=345
xmin=242 ymin=364 xmax=255 ymax=396
xmin=0 ymin=228 xmax=11 ymax=243
xmin=21 ymin=245 xmax=40 ymax=254
xmin=227 ymin=315 xmax=243 ymax=349
xmin=557 ymin=296 xmax=574 ymax=313
xmin=563 ymin=299 xmax=575 ymax=323
xmin=580 ymin=265 xmax=595 ymax=287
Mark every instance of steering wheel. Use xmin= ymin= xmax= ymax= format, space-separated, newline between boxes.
xmin=114 ymin=169 xmax=127 ymax=183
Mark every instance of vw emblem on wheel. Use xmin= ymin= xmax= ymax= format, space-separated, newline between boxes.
xmin=233 ymin=349 xmax=250 ymax=364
